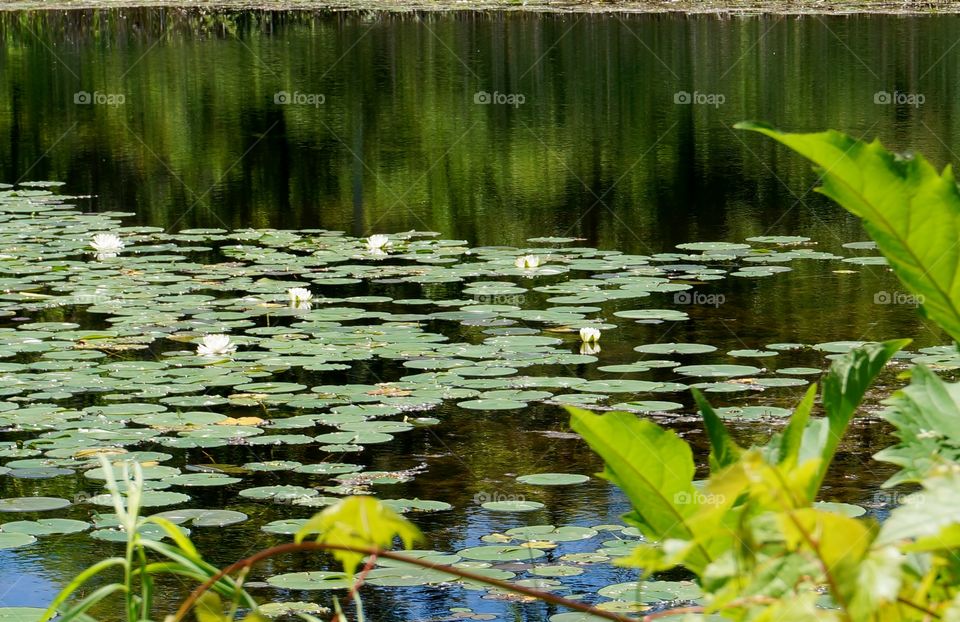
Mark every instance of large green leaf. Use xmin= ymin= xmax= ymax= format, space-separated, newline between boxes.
xmin=797 ymin=340 xmax=908 ymax=498
xmin=797 ymin=339 xmax=910 ymax=500
xmin=874 ymin=365 xmax=960 ymax=486
xmin=738 ymin=122 xmax=960 ymax=342
xmin=692 ymin=388 xmax=742 ymax=472
xmin=566 ymin=407 xmax=711 ymax=571
xmin=769 ymin=384 xmax=817 ymax=469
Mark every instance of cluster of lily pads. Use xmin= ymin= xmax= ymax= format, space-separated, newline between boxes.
xmin=0 ymin=183 xmax=950 ymax=620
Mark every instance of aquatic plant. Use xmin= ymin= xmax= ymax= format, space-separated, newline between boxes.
xmin=38 ymin=456 xmax=255 ymax=622
xmin=514 ymin=254 xmax=542 ymax=269
xmin=90 ymin=233 xmax=124 ymax=259
xmin=579 ymin=327 xmax=601 ymax=343
xmin=196 ymin=334 xmax=237 ymax=357
xmin=365 ymin=235 xmax=390 ymax=252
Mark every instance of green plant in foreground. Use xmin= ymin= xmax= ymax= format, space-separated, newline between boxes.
xmin=40 ymin=456 xmax=257 ymax=622
xmin=566 ymin=126 xmax=960 ymax=620
xmin=47 ymin=459 xmax=634 ymax=622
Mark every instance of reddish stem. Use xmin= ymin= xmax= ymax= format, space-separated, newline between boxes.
xmin=173 ymin=542 xmax=638 ymax=622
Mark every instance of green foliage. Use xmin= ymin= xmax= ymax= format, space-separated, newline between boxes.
xmin=738 ymin=123 xmax=960 ymax=489
xmin=294 ymin=495 xmax=423 ymax=576
xmin=568 ymin=340 xmax=915 ymax=620
xmin=799 ymin=339 xmax=910 ymax=498
xmin=40 ymin=457 xmax=256 ymax=622
xmin=196 ymin=593 xmax=266 ymax=622
xmin=44 ymin=460 xmax=426 ymax=622
xmin=737 ymin=122 xmax=960 ymax=343
xmin=564 ymin=125 xmax=960 ymax=620
xmin=874 ymin=364 xmax=960 ymax=486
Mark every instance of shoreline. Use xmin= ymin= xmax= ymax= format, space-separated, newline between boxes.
xmin=0 ymin=0 xmax=957 ymax=14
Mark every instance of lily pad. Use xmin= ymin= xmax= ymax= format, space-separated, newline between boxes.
xmin=634 ymin=343 xmax=717 ymax=355
xmin=266 ymin=571 xmax=351 ymax=590
xmin=0 ymin=497 xmax=71 ymax=512
xmin=516 ymin=473 xmax=589 ymax=486
xmin=481 ymin=500 xmax=544 ymax=512
xmin=458 ymin=545 xmax=547 ymax=562
xmin=0 ymin=532 xmax=36 ymax=549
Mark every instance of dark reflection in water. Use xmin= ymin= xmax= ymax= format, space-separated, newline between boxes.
xmin=0 ymin=8 xmax=954 ymax=620
xmin=1 ymin=10 xmax=959 ymax=249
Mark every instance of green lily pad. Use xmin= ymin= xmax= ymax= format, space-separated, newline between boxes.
xmin=505 ymin=525 xmax=598 ymax=541
xmin=89 ymin=491 xmax=190 ymax=508
xmin=0 ymin=532 xmax=36 ymax=549
xmin=674 ymin=365 xmax=762 ymax=378
xmin=0 ymin=609 xmax=49 ymax=622
xmin=0 ymin=518 xmax=89 ymax=535
xmin=598 ymin=580 xmax=703 ymax=602
xmin=481 ymin=500 xmax=544 ymax=512
xmin=258 ymin=602 xmax=329 ymax=618
xmin=634 ymin=343 xmax=717 ymax=355
xmin=457 ymin=545 xmax=547 ymax=562
xmin=0 ymin=497 xmax=71 ymax=512
xmin=151 ymin=509 xmax=248 ymax=527
xmin=516 ymin=473 xmax=589 ymax=486
xmin=267 ymin=571 xmax=351 ymax=590
xmin=458 ymin=399 xmax=527 ymax=410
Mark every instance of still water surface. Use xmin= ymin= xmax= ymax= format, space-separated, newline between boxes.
xmin=0 ymin=9 xmax=955 ymax=620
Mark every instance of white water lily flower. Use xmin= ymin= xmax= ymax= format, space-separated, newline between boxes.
xmin=580 ymin=342 xmax=601 ymax=356
xmin=287 ymin=287 xmax=313 ymax=304
xmin=514 ymin=255 xmax=541 ymax=269
xmin=90 ymin=233 xmax=124 ymax=257
xmin=366 ymin=234 xmax=390 ymax=251
xmin=579 ymin=327 xmax=601 ymax=343
xmin=196 ymin=334 xmax=237 ymax=357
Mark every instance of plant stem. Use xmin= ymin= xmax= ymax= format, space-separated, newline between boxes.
xmin=174 ymin=542 xmax=638 ymax=622
xmin=337 ymin=554 xmax=376 ymax=622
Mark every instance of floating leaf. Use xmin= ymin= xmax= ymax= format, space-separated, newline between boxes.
xmin=516 ymin=473 xmax=589 ymax=486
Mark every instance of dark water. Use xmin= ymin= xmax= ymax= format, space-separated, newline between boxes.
xmin=0 ymin=8 xmax=955 ymax=620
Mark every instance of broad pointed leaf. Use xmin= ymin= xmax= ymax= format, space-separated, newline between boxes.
xmin=739 ymin=122 xmax=960 ymax=342
xmin=566 ymin=407 xmax=712 ymax=572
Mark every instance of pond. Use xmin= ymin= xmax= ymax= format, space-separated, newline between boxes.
xmin=0 ymin=8 xmax=956 ymax=621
